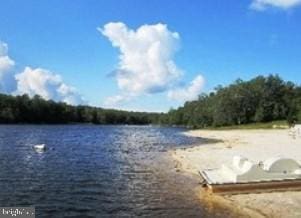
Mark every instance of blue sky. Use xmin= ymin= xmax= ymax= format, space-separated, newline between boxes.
xmin=0 ymin=0 xmax=301 ymax=112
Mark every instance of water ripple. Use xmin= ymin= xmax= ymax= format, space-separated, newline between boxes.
xmin=0 ymin=125 xmax=236 ymax=217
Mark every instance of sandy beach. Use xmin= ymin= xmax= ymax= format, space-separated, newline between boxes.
xmin=171 ymin=129 xmax=301 ymax=217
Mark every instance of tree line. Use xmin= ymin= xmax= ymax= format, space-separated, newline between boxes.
xmin=1 ymin=75 xmax=300 ymax=127
xmin=160 ymin=75 xmax=301 ymax=128
xmin=0 ymin=94 xmax=162 ymax=124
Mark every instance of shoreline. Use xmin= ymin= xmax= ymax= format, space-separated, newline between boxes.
xmin=171 ymin=129 xmax=301 ymax=217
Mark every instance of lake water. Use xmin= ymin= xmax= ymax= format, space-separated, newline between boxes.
xmin=0 ymin=125 xmax=236 ymax=217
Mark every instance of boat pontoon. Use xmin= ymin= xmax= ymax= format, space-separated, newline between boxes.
xmin=200 ymin=156 xmax=301 ymax=194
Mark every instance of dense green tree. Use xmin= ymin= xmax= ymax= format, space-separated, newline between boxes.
xmin=0 ymin=93 xmax=160 ymax=124
xmin=163 ymin=75 xmax=301 ymax=128
xmin=1 ymin=75 xmax=300 ymax=127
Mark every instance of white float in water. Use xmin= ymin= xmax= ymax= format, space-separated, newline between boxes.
xmin=33 ymin=144 xmax=46 ymax=153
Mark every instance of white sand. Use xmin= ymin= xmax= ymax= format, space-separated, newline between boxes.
xmin=171 ymin=129 xmax=301 ymax=217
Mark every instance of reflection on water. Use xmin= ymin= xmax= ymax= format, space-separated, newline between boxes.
xmin=0 ymin=125 xmax=237 ymax=217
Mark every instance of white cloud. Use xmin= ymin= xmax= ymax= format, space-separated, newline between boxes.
xmin=0 ymin=55 xmax=14 ymax=74
xmin=14 ymin=67 xmax=84 ymax=105
xmin=0 ymin=41 xmax=15 ymax=92
xmin=0 ymin=41 xmax=84 ymax=105
xmin=99 ymin=22 xmax=183 ymax=106
xmin=168 ymin=75 xmax=205 ymax=102
xmin=0 ymin=41 xmax=15 ymax=76
xmin=0 ymin=42 xmax=14 ymax=74
xmin=250 ymin=0 xmax=301 ymax=10
xmin=103 ymin=94 xmax=130 ymax=107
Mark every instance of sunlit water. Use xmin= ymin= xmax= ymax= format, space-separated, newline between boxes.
xmin=0 ymin=125 xmax=236 ymax=217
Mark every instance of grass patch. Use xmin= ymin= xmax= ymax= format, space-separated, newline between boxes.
xmin=205 ymin=120 xmax=289 ymax=130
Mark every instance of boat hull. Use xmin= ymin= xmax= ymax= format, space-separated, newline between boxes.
xmin=202 ymin=178 xmax=301 ymax=195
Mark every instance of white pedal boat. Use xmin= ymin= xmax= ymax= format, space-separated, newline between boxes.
xmin=200 ymin=156 xmax=301 ymax=194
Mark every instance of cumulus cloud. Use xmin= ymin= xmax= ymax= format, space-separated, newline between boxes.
xmin=0 ymin=41 xmax=15 ymax=92
xmin=168 ymin=75 xmax=205 ymax=102
xmin=99 ymin=22 xmax=185 ymax=105
xmin=14 ymin=67 xmax=84 ymax=105
xmin=103 ymin=94 xmax=131 ymax=107
xmin=0 ymin=42 xmax=15 ymax=74
xmin=100 ymin=22 xmax=204 ymax=106
xmin=250 ymin=0 xmax=301 ymax=10
xmin=0 ymin=40 xmax=84 ymax=105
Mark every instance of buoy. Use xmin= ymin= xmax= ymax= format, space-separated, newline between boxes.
xmin=33 ymin=144 xmax=46 ymax=153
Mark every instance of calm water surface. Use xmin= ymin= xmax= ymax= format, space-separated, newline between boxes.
xmin=0 ymin=125 xmax=236 ymax=217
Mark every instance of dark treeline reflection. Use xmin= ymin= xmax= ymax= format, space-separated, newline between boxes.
xmin=1 ymin=75 xmax=301 ymax=126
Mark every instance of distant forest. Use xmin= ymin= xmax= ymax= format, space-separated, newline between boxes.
xmin=0 ymin=94 xmax=161 ymax=124
xmin=0 ymin=75 xmax=300 ymax=127
xmin=161 ymin=75 xmax=301 ymax=128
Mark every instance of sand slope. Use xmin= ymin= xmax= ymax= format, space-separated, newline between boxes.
xmin=172 ymin=129 xmax=301 ymax=217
